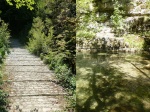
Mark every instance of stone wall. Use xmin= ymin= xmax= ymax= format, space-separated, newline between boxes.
xmin=95 ymin=0 xmax=149 ymax=15
xmin=76 ymin=37 xmax=137 ymax=52
xmin=77 ymin=0 xmax=150 ymax=52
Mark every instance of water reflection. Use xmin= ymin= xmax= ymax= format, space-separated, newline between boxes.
xmin=76 ymin=52 xmax=150 ymax=112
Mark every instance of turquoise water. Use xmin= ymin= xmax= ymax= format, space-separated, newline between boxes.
xmin=76 ymin=52 xmax=150 ymax=112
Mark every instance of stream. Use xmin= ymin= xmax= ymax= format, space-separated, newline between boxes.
xmin=76 ymin=52 xmax=150 ymax=112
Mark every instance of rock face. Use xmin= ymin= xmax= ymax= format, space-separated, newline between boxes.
xmin=4 ymin=39 xmax=67 ymax=112
xmin=96 ymin=0 xmax=150 ymax=31
xmin=96 ymin=0 xmax=150 ymax=14
xmin=77 ymin=25 xmax=132 ymax=52
xmin=77 ymin=0 xmax=150 ymax=52
xmin=77 ymin=36 xmax=129 ymax=52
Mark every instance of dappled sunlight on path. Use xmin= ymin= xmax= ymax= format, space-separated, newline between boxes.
xmin=4 ymin=39 xmax=67 ymax=112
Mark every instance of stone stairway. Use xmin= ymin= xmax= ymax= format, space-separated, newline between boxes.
xmin=4 ymin=39 xmax=67 ymax=112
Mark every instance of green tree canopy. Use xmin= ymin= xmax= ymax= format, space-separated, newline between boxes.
xmin=6 ymin=0 xmax=35 ymax=10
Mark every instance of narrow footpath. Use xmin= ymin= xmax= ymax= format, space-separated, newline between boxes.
xmin=4 ymin=39 xmax=67 ymax=112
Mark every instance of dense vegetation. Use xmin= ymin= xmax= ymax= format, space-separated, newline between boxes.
xmin=6 ymin=0 xmax=35 ymax=10
xmin=0 ymin=19 xmax=10 ymax=111
xmin=0 ymin=0 xmax=76 ymax=109
xmin=77 ymin=0 xmax=150 ymax=51
xmin=27 ymin=0 xmax=76 ymax=108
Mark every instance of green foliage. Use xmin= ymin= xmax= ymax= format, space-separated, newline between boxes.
xmin=27 ymin=17 xmax=46 ymax=55
xmin=123 ymin=34 xmax=144 ymax=49
xmin=54 ymin=64 xmax=76 ymax=107
xmin=0 ymin=90 xmax=7 ymax=111
xmin=0 ymin=20 xmax=10 ymax=62
xmin=0 ymin=20 xmax=10 ymax=112
xmin=0 ymin=72 xmax=8 ymax=111
xmin=77 ymin=0 xmax=103 ymax=41
xmin=77 ymin=0 xmax=93 ymax=13
xmin=77 ymin=30 xmax=95 ymax=39
xmin=6 ymin=0 xmax=35 ymax=10
xmin=77 ymin=0 xmax=93 ymax=25
xmin=0 ymin=0 xmax=35 ymax=36
xmin=145 ymin=0 xmax=150 ymax=9
xmin=110 ymin=0 xmax=126 ymax=36
xmin=44 ymin=52 xmax=76 ymax=107
xmin=27 ymin=0 xmax=76 ymax=109
xmin=0 ymin=20 xmax=10 ymax=46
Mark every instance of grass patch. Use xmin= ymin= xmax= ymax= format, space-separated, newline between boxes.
xmin=123 ymin=34 xmax=144 ymax=49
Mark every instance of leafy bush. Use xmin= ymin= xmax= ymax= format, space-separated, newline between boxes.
xmin=0 ymin=20 xmax=10 ymax=62
xmin=53 ymin=59 xmax=76 ymax=107
xmin=123 ymin=34 xmax=144 ymax=49
xmin=27 ymin=0 xmax=76 ymax=109
xmin=27 ymin=17 xmax=53 ymax=55
xmin=43 ymin=51 xmax=76 ymax=92
xmin=0 ymin=72 xmax=8 ymax=111
xmin=110 ymin=0 xmax=126 ymax=36
xmin=0 ymin=19 xmax=10 ymax=111
xmin=27 ymin=17 xmax=45 ymax=55
xmin=77 ymin=30 xmax=95 ymax=39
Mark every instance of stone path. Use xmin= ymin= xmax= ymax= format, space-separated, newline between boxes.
xmin=4 ymin=39 xmax=67 ymax=112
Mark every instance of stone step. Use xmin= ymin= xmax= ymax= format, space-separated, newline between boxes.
xmin=10 ymin=49 xmax=27 ymax=51
xmin=9 ymin=52 xmax=31 ymax=55
xmin=10 ymin=45 xmax=23 ymax=47
xmin=6 ymin=39 xmax=67 ymax=111
xmin=6 ymin=65 xmax=50 ymax=72
xmin=6 ymin=57 xmax=41 ymax=61
xmin=10 ymin=50 xmax=30 ymax=53
xmin=8 ymin=81 xmax=66 ymax=96
xmin=7 ymin=54 xmax=38 ymax=58
xmin=5 ymin=60 xmax=44 ymax=66
xmin=8 ymin=96 xmax=66 ymax=112
xmin=7 ymin=72 xmax=54 ymax=81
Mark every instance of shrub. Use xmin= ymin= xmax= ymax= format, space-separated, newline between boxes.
xmin=27 ymin=0 xmax=76 ymax=109
xmin=0 ymin=19 xmax=10 ymax=111
xmin=77 ymin=30 xmax=95 ymax=39
xmin=27 ymin=17 xmax=47 ymax=55
xmin=110 ymin=0 xmax=126 ymax=36
xmin=0 ymin=72 xmax=8 ymax=111
xmin=123 ymin=34 xmax=144 ymax=49
xmin=0 ymin=20 xmax=10 ymax=61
